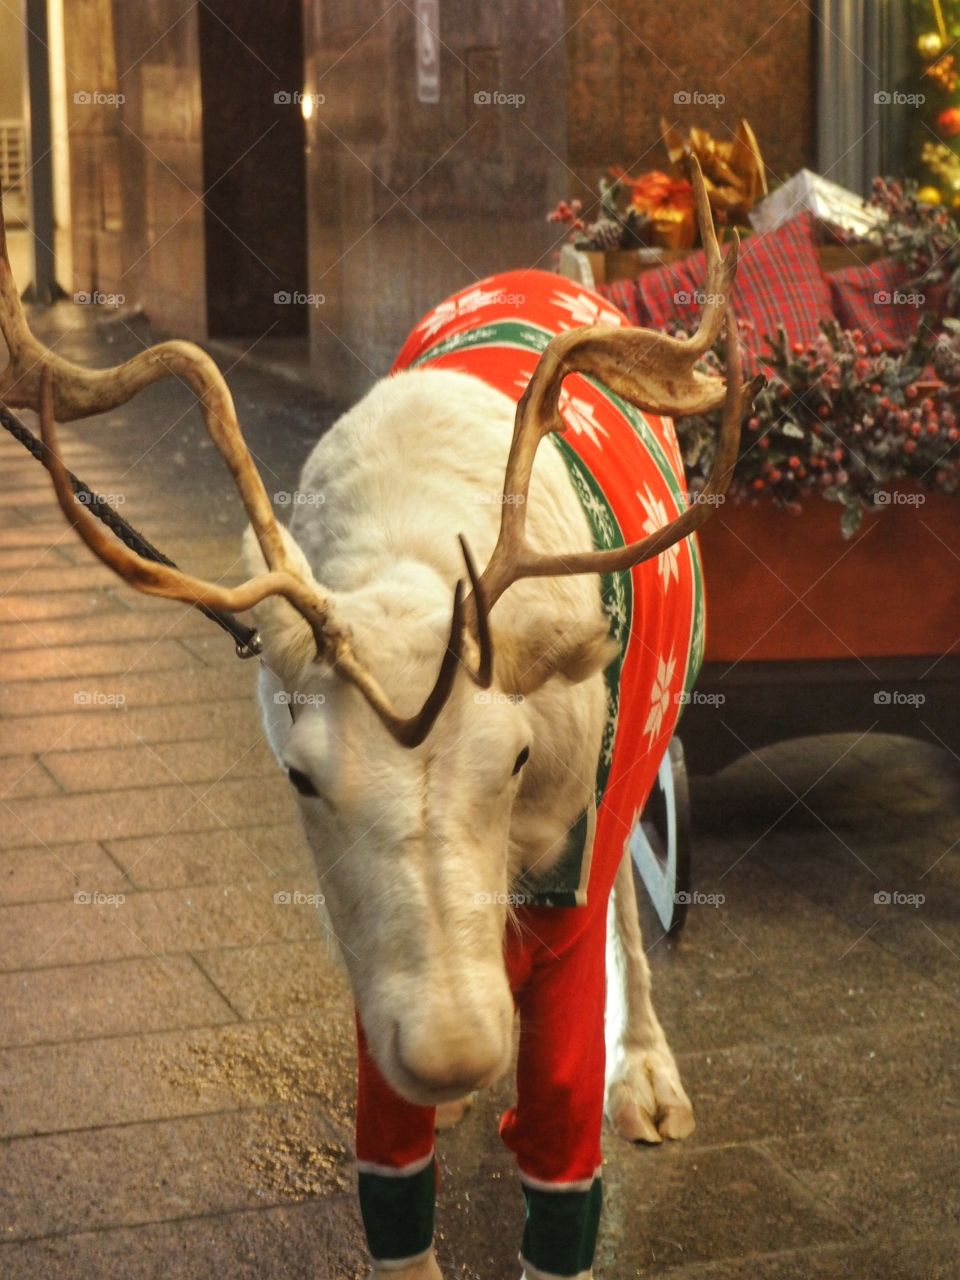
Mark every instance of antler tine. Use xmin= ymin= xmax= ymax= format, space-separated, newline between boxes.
xmin=0 ymin=193 xmax=286 ymax=576
xmin=38 ymin=369 xmax=470 ymax=749
xmin=473 ymin=326 xmax=762 ymax=626
xmin=684 ymin=153 xmax=738 ymax=358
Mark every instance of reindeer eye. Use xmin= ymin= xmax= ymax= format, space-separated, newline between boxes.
xmin=287 ymin=766 xmax=319 ymax=798
xmin=512 ymin=746 xmax=530 ymax=776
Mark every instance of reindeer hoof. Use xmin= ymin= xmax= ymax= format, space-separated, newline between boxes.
xmin=434 ymin=1092 xmax=477 ymax=1131
xmin=605 ymin=1045 xmax=695 ymax=1144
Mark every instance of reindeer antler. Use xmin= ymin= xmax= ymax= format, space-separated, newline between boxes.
xmin=36 ymin=368 xmax=479 ymax=749
xmin=471 ymin=155 xmax=763 ymax=624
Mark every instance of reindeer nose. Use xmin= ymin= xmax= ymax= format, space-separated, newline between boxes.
xmin=395 ymin=1018 xmax=505 ymax=1096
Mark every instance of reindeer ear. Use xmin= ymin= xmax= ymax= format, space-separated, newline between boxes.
xmin=241 ymin=524 xmax=318 ymax=682
xmin=496 ymin=616 xmax=619 ymax=697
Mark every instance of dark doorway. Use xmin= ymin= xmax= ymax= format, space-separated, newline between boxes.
xmin=198 ymin=1 xmax=307 ymax=339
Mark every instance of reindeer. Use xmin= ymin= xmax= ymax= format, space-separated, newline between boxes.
xmin=3 ymin=159 xmax=758 ymax=1280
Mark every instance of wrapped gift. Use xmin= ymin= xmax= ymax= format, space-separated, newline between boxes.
xmin=661 ymin=118 xmax=767 ymax=224
xmin=749 ymin=169 xmax=884 ymax=237
xmin=614 ymin=169 xmax=697 ymax=249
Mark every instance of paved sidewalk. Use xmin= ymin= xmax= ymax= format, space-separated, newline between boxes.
xmin=1 ymin=307 xmax=958 ymax=1279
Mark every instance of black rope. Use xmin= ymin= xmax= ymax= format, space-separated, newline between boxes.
xmin=0 ymin=401 xmax=261 ymax=658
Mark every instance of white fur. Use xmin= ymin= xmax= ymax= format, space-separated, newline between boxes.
xmin=247 ymin=368 xmax=692 ymax=1278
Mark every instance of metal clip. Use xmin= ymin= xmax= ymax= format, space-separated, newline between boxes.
xmin=235 ymin=632 xmax=263 ymax=660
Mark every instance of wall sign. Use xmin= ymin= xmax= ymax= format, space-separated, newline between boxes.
xmin=416 ymin=0 xmax=440 ymax=103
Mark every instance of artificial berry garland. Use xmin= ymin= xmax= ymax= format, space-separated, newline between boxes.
xmin=677 ymin=316 xmax=960 ymax=537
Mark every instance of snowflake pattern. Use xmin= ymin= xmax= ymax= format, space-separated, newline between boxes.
xmin=414 ymin=286 xmax=505 ymax=341
xmin=559 ymin=389 xmax=609 ymax=449
xmin=644 ymin=650 xmax=677 ymax=747
xmin=637 ymin=485 xmax=680 ymax=591
xmin=550 ymin=289 xmax=624 ymax=329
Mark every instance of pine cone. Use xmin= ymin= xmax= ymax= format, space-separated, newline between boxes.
xmin=933 ymin=333 xmax=960 ymax=383
xmin=584 ymin=218 xmax=624 ymax=251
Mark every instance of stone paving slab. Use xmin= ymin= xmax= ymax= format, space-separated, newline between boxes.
xmin=0 ymin=698 xmax=258 ymax=757
xmin=0 ymin=773 xmax=292 ymax=850
xmin=103 ymin=824 xmax=309 ymax=891
xmin=43 ymin=736 xmax=278 ymax=793
xmin=0 ymin=608 xmax=212 ymax=652
xmin=767 ymin=1120 xmax=960 ymax=1238
xmin=0 ymin=754 xmax=60 ymax=798
xmin=0 ymin=878 xmax=321 ymax=972
xmin=0 ymin=1199 xmax=369 ymax=1280
xmin=0 ymin=841 xmax=129 ymax=906
xmin=635 ymin=1233 xmax=960 ymax=1279
xmin=0 ymin=1104 xmax=350 ymax=1238
xmin=0 ymin=954 xmax=236 ymax=1049
xmin=3 ymin=638 xmax=193 ymax=682
xmin=0 ymin=666 xmax=252 ymax=717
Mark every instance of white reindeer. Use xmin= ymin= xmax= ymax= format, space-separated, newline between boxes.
xmin=9 ymin=159 xmax=757 ymax=1279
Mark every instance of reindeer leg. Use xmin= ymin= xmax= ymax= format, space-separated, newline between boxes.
xmin=604 ymin=848 xmax=694 ymax=1142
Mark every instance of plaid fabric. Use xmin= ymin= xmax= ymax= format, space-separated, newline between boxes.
xmin=597 ymin=212 xmax=834 ymax=373
xmin=827 ymin=258 xmax=936 ymax=351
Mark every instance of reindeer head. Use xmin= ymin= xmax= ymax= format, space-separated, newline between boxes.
xmin=6 ymin=160 xmax=759 ymax=1105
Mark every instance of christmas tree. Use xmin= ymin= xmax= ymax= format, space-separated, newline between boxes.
xmin=914 ymin=0 xmax=960 ymax=203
